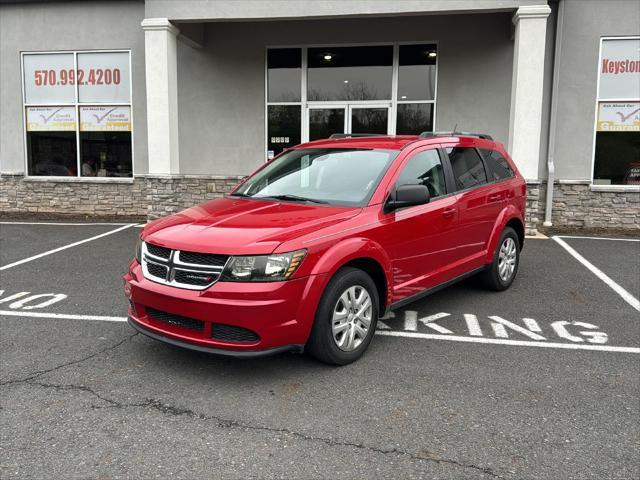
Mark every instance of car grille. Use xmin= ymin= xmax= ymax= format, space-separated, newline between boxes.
xmin=146 ymin=243 xmax=171 ymax=259
xmin=212 ymin=324 xmax=260 ymax=343
xmin=179 ymin=251 xmax=228 ymax=267
xmin=141 ymin=242 xmax=229 ymax=290
xmin=147 ymin=308 xmax=204 ymax=331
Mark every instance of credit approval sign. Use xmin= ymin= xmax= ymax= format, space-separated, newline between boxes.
xmin=80 ymin=106 xmax=131 ymax=132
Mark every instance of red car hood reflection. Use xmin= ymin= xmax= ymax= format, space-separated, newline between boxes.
xmin=142 ymin=197 xmax=360 ymax=255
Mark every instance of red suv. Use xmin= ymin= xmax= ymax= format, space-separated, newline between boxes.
xmin=124 ymin=133 xmax=526 ymax=365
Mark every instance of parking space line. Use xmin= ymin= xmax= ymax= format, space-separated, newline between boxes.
xmin=552 ymin=236 xmax=640 ymax=312
xmin=376 ymin=331 xmax=640 ymax=353
xmin=557 ymin=235 xmax=640 ymax=242
xmin=0 ymin=221 xmax=134 ymax=226
xmin=0 ymin=310 xmax=127 ymax=322
xmin=0 ymin=224 xmax=135 ymax=271
xmin=2 ymin=309 xmax=638 ymax=354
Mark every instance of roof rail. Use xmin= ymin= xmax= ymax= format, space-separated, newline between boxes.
xmin=419 ymin=131 xmax=493 ymax=140
xmin=329 ymin=133 xmax=383 ymax=139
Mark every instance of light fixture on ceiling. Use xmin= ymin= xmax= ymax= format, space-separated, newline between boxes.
xmin=343 ymin=80 xmax=349 ymax=84
xmin=401 ymin=95 xmax=407 ymax=99
xmin=323 ymin=54 xmax=333 ymax=61
xmin=427 ymin=51 xmax=437 ymax=58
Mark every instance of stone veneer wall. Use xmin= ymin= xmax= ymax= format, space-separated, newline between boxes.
xmin=0 ymin=174 xmax=244 ymax=219
xmin=527 ymin=182 xmax=640 ymax=233
xmin=1 ymin=175 xmax=638 ymax=232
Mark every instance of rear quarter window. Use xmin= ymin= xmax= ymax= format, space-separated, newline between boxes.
xmin=446 ymin=147 xmax=487 ymax=191
xmin=479 ymin=148 xmax=514 ymax=181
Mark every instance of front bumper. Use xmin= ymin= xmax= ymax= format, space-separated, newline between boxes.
xmin=123 ymin=261 xmax=327 ymax=355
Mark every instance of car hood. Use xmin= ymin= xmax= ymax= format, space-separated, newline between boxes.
xmin=142 ymin=197 xmax=360 ymax=255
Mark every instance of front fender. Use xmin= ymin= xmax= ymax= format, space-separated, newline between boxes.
xmin=310 ymin=237 xmax=393 ymax=307
xmin=484 ymin=205 xmax=523 ymax=264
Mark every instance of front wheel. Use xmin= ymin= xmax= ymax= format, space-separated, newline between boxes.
xmin=480 ymin=226 xmax=520 ymax=291
xmin=306 ymin=267 xmax=379 ymax=365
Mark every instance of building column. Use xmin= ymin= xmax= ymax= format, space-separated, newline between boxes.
xmin=508 ymin=5 xmax=551 ymax=181
xmin=141 ymin=18 xmax=180 ymax=175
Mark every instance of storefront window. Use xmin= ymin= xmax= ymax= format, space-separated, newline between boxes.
xmin=307 ymin=46 xmax=393 ymax=101
xmin=266 ymin=43 xmax=439 ymax=157
xmin=267 ymin=49 xmax=301 ymax=103
xmin=22 ymin=50 xmax=132 ymax=178
xmin=398 ymin=44 xmax=437 ymax=101
xmin=592 ymin=38 xmax=640 ymax=186
xmin=267 ymin=105 xmax=301 ymax=158
xmin=396 ymin=103 xmax=434 ymax=135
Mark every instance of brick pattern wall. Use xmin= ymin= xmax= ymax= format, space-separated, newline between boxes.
xmin=2 ymin=175 xmax=638 ymax=232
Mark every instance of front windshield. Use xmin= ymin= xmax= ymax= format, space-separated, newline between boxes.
xmin=233 ymin=148 xmax=398 ymax=206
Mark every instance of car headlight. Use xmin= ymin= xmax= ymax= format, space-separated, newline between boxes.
xmin=221 ymin=250 xmax=306 ymax=282
xmin=135 ymin=238 xmax=143 ymax=263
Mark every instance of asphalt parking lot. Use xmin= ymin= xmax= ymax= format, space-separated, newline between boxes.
xmin=1 ymin=222 xmax=638 ymax=479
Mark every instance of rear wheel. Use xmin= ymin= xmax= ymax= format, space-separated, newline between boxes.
xmin=481 ymin=226 xmax=520 ymax=291
xmin=306 ymin=267 xmax=379 ymax=365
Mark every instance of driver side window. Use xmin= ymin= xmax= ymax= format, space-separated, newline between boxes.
xmin=396 ymin=149 xmax=447 ymax=199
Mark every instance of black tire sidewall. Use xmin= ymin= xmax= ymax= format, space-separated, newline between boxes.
xmin=307 ymin=267 xmax=379 ymax=365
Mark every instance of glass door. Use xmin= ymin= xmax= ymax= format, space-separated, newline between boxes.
xmin=308 ymin=107 xmax=347 ymax=141
xmin=348 ymin=105 xmax=391 ymax=135
xmin=306 ymin=103 xmax=391 ymax=142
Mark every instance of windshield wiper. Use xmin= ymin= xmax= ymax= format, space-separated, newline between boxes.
xmin=259 ymin=194 xmax=329 ymax=204
xmin=229 ymin=192 xmax=251 ymax=197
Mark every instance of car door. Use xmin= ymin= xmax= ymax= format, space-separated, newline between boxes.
xmin=444 ymin=144 xmax=504 ymax=265
xmin=378 ymin=145 xmax=459 ymax=300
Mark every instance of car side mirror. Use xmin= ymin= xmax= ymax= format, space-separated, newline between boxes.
xmin=385 ymin=184 xmax=430 ymax=213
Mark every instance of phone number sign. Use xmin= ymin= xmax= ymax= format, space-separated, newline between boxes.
xmin=23 ymin=52 xmax=130 ymax=104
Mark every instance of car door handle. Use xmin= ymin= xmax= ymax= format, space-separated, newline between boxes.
xmin=488 ymin=193 xmax=503 ymax=202
xmin=442 ymin=207 xmax=456 ymax=218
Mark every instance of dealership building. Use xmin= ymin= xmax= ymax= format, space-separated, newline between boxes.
xmin=0 ymin=0 xmax=638 ymax=233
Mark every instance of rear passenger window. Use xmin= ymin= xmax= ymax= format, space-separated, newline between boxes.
xmin=396 ymin=149 xmax=446 ymax=198
xmin=479 ymin=148 xmax=514 ymax=181
xmin=447 ymin=147 xmax=487 ymax=191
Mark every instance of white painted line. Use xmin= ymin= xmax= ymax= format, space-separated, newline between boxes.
xmin=2 ymin=309 xmax=638 ymax=354
xmin=0 ymin=224 xmax=135 ymax=271
xmin=557 ymin=235 xmax=640 ymax=242
xmin=375 ymin=330 xmax=640 ymax=354
xmin=553 ymin=236 xmax=640 ymax=312
xmin=0 ymin=310 xmax=127 ymax=322
xmin=0 ymin=221 xmax=133 ymax=226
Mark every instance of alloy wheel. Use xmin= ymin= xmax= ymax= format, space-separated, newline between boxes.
xmin=498 ymin=237 xmax=517 ymax=282
xmin=331 ymin=285 xmax=372 ymax=351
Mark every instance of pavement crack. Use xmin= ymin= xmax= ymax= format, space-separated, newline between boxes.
xmin=17 ymin=380 xmax=504 ymax=478
xmin=0 ymin=332 xmax=138 ymax=387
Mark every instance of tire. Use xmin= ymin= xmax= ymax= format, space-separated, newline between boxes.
xmin=480 ymin=226 xmax=520 ymax=291
xmin=306 ymin=267 xmax=379 ymax=366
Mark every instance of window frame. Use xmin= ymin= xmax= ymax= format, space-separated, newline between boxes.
xmin=590 ymin=36 xmax=640 ymax=191
xmin=21 ymin=49 xmax=134 ymax=182
xmin=265 ymin=41 xmax=439 ymax=160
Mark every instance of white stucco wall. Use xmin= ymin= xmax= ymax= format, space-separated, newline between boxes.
xmin=175 ymin=13 xmax=515 ymax=176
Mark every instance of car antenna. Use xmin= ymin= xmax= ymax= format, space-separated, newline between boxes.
xmin=453 ymin=123 xmax=458 ymax=132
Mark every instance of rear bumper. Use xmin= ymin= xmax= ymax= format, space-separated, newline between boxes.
xmin=123 ymin=261 xmax=327 ymax=354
